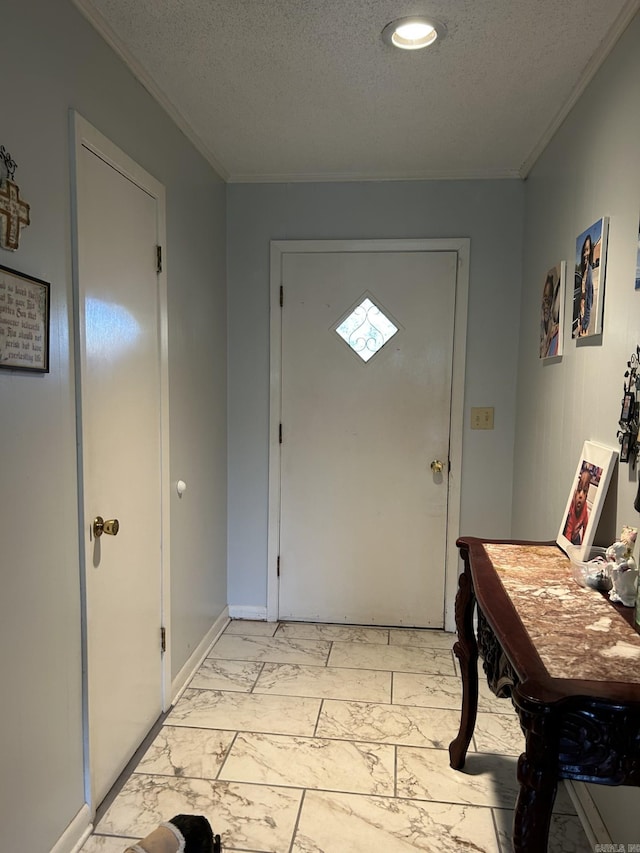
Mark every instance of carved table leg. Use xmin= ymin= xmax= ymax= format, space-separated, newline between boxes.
xmin=512 ymin=703 xmax=559 ymax=853
xmin=449 ymin=558 xmax=479 ymax=770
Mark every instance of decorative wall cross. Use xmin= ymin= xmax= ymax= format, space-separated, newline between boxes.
xmin=0 ymin=146 xmax=30 ymax=252
xmin=0 ymin=179 xmax=31 ymax=251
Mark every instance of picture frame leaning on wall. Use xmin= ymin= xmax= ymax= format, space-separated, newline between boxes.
xmin=557 ymin=440 xmax=618 ymax=560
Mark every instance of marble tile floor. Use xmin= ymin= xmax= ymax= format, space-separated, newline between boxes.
xmin=81 ymin=620 xmax=590 ymax=852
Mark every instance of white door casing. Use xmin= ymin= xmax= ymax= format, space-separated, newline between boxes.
xmin=268 ymin=240 xmax=469 ymax=631
xmin=71 ymin=114 xmax=171 ymax=809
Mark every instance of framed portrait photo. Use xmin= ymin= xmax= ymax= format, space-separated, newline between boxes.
xmin=539 ymin=261 xmax=565 ymax=359
xmin=572 ymin=217 xmax=609 ymax=339
xmin=557 ymin=440 xmax=618 ymax=559
xmin=620 ymin=392 xmax=634 ymax=423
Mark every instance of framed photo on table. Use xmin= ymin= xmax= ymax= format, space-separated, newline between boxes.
xmin=0 ymin=264 xmax=50 ymax=373
xmin=557 ymin=440 xmax=618 ymax=559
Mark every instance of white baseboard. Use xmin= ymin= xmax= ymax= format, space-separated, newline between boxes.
xmin=51 ymin=803 xmax=92 ymax=853
xmin=170 ymin=607 xmax=230 ymax=705
xmin=564 ymin=780 xmax=611 ymax=846
xmin=228 ymin=605 xmax=268 ymax=620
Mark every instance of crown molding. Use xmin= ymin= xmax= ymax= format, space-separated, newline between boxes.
xmin=227 ymin=168 xmax=521 ymax=183
xmin=72 ymin=0 xmax=229 ymax=181
xmin=519 ymin=0 xmax=640 ymax=178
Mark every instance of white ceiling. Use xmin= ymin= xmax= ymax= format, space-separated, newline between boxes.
xmin=74 ymin=0 xmax=640 ymax=182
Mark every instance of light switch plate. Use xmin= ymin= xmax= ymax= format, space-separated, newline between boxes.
xmin=471 ymin=407 xmax=494 ymax=430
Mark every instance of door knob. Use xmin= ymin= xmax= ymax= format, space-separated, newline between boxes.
xmin=93 ymin=516 xmax=120 ymax=537
xmin=430 ymin=460 xmax=444 ymax=474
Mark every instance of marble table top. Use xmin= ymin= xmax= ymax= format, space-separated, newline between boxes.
xmin=483 ymin=543 xmax=640 ymax=684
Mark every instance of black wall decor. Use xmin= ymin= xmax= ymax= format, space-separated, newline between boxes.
xmin=616 ymin=346 xmax=640 ymax=513
xmin=617 ymin=347 xmax=640 ymax=466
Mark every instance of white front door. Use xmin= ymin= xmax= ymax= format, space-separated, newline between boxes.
xmin=73 ymin=117 xmax=168 ymax=808
xmin=277 ymin=248 xmax=458 ymax=627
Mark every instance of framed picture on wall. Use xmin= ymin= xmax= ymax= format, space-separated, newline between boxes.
xmin=572 ymin=217 xmax=609 ymax=339
xmin=635 ymin=218 xmax=640 ymax=290
xmin=0 ymin=264 xmax=50 ymax=372
xmin=557 ymin=440 xmax=618 ymax=559
xmin=620 ymin=392 xmax=634 ymax=423
xmin=539 ymin=261 xmax=565 ymax=359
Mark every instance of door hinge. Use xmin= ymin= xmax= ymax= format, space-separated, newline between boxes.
xmin=279 ymin=423 xmax=283 ymax=444
xmin=161 ymin=626 xmax=166 ymax=653
xmin=280 ymin=285 xmax=284 ymax=307
xmin=277 ymin=555 xmax=280 ymax=577
xmin=156 ymin=245 xmax=163 ymax=273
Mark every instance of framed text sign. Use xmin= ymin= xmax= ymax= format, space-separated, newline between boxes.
xmin=0 ymin=264 xmax=50 ymax=372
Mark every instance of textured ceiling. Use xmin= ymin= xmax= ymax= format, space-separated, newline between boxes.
xmin=74 ymin=0 xmax=640 ymax=182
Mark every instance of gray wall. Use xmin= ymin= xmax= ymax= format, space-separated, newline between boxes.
xmin=0 ymin=1 xmax=227 ymax=850
xmin=512 ymin=12 xmax=640 ymax=840
xmin=227 ymin=180 xmax=525 ymax=610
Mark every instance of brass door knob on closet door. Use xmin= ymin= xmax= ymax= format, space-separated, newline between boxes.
xmin=93 ymin=516 xmax=120 ymax=537
xmin=430 ymin=460 xmax=444 ymax=474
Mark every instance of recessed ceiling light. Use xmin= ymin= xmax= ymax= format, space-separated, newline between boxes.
xmin=382 ymin=16 xmax=445 ymax=50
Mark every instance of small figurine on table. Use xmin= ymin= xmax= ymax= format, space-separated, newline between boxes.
xmin=606 ymin=525 xmax=638 ymax=607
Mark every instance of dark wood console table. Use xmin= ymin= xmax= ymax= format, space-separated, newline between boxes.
xmin=449 ymin=537 xmax=640 ymax=852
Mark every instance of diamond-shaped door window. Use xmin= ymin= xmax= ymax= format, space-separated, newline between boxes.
xmin=335 ymin=297 xmax=398 ymax=362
